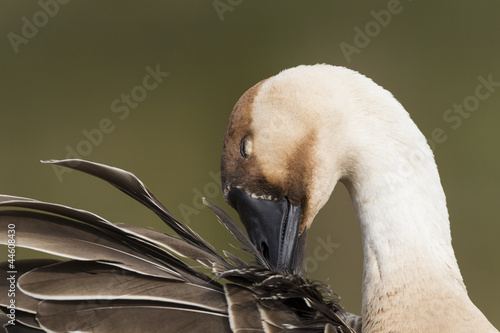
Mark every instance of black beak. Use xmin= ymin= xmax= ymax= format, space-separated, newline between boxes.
xmin=227 ymin=188 xmax=305 ymax=272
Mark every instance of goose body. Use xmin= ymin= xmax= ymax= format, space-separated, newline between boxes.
xmin=221 ymin=64 xmax=498 ymax=332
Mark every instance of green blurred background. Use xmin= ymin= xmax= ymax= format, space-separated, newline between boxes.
xmin=1 ymin=1 xmax=499 ymax=326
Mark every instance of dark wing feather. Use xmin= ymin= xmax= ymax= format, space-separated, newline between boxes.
xmin=44 ymin=159 xmax=220 ymax=257
xmin=0 ymin=310 xmax=39 ymax=331
xmin=0 ymin=195 xmax=36 ymax=204
xmin=256 ymin=299 xmax=302 ymax=331
xmin=0 ymin=313 xmax=8 ymax=332
xmin=0 ymin=260 xmax=61 ymax=332
xmin=37 ymin=300 xmax=231 ymax=333
xmin=223 ymin=250 xmax=248 ymax=267
xmin=219 ymin=267 xmax=356 ymax=333
xmin=0 ymin=197 xmax=221 ymax=286
xmin=224 ymin=284 xmax=264 ymax=332
xmin=0 ymin=211 xmax=181 ymax=280
xmin=19 ymin=261 xmax=227 ymax=313
xmin=4 ymin=322 xmax=43 ymax=333
xmin=115 ymin=223 xmax=230 ymax=270
xmin=0 ymin=260 xmax=59 ymax=314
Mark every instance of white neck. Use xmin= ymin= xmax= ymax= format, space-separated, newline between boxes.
xmin=325 ymin=69 xmax=497 ymax=332
xmin=344 ymin=145 xmax=496 ymax=332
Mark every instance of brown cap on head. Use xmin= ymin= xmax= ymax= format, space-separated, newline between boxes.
xmin=221 ymin=79 xmax=284 ymax=203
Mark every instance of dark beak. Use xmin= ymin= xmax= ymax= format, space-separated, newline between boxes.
xmin=227 ymin=188 xmax=305 ymax=272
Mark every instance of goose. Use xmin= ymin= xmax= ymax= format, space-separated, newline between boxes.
xmin=220 ymin=64 xmax=498 ymax=332
xmin=0 ymin=159 xmax=356 ymax=332
xmin=0 ymin=65 xmax=496 ymax=333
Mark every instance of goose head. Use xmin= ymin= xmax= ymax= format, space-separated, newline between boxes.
xmin=221 ymin=65 xmax=361 ymax=270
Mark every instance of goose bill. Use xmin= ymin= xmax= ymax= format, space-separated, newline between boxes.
xmin=226 ymin=188 xmax=302 ymax=271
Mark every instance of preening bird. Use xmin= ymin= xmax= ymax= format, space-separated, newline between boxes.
xmin=0 ymin=159 xmax=356 ymax=333
xmin=221 ymin=64 xmax=498 ymax=332
xmin=1 ymin=64 xmax=497 ymax=333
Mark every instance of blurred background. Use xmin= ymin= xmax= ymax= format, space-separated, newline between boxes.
xmin=1 ymin=1 xmax=499 ymax=326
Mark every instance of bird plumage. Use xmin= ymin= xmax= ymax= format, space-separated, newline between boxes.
xmin=0 ymin=159 xmax=355 ymax=333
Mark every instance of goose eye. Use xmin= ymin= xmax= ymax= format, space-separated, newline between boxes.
xmin=240 ymin=137 xmax=252 ymax=159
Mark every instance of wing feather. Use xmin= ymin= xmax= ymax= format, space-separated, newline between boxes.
xmin=37 ymin=300 xmax=231 ymax=333
xmin=224 ymin=284 xmax=264 ymax=332
xmin=0 ymin=260 xmax=59 ymax=313
xmin=115 ymin=223 xmax=230 ymax=270
xmin=19 ymin=261 xmax=227 ymax=313
xmin=43 ymin=159 xmax=220 ymax=257
xmin=0 ymin=212 xmax=181 ymax=280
